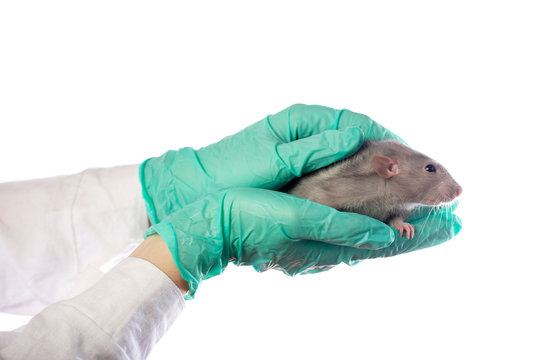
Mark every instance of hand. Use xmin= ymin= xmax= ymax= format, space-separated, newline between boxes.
xmin=140 ymin=104 xmax=404 ymax=224
xmin=254 ymin=203 xmax=462 ymax=273
xmin=145 ymin=188 xmax=396 ymax=298
xmin=145 ymin=188 xmax=461 ymax=299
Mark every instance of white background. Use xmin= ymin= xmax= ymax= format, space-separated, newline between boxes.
xmin=1 ymin=1 xmax=539 ymax=359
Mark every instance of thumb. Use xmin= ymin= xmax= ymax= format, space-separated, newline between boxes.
xmin=274 ymin=126 xmax=364 ymax=177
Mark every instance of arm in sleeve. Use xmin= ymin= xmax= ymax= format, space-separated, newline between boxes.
xmin=0 ymin=258 xmax=185 ymax=360
xmin=0 ymin=164 xmax=149 ymax=315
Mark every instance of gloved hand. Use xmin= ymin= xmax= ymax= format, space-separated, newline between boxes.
xmin=140 ymin=104 xmax=404 ymax=224
xmin=146 ymin=188 xmax=461 ymax=299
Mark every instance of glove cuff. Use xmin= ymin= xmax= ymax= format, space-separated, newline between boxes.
xmin=139 ymin=147 xmax=218 ymax=224
xmin=145 ymin=210 xmax=229 ymax=300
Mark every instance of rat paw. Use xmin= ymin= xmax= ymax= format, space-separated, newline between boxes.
xmin=390 ymin=219 xmax=415 ymax=239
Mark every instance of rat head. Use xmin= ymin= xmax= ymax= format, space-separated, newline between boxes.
xmin=369 ymin=141 xmax=462 ymax=206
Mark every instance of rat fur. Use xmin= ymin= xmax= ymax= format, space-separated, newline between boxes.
xmin=284 ymin=140 xmax=462 ymax=238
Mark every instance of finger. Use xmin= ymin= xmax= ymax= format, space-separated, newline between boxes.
xmin=252 ymin=206 xmax=461 ymax=276
xmin=275 ymin=127 xmax=363 ymax=177
xmin=407 ymin=201 xmax=460 ymax=222
xmin=252 ymin=239 xmax=380 ymax=276
xmin=338 ymin=108 xmax=408 ymax=144
xmin=408 ymin=211 xmax=462 ymax=251
xmin=267 ymin=104 xmax=407 ymax=145
xmin=296 ymin=210 xmax=461 ymax=271
xmin=266 ymin=104 xmax=354 ymax=141
xmin=251 ymin=241 xmax=345 ymax=275
xmin=261 ymin=212 xmax=461 ymax=276
xmin=237 ymin=190 xmax=396 ymax=250
xmin=375 ymin=212 xmax=462 ymax=258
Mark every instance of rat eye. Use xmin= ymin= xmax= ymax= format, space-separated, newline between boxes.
xmin=425 ymin=164 xmax=436 ymax=173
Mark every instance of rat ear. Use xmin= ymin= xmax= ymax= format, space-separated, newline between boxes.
xmin=370 ymin=155 xmax=400 ymax=178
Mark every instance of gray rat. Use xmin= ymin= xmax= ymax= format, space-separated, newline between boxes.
xmin=284 ymin=140 xmax=462 ymax=239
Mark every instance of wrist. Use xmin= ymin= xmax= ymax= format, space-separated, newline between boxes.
xmin=129 ymin=234 xmax=189 ymax=295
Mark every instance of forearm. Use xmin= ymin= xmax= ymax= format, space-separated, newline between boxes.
xmin=0 ymin=257 xmax=185 ymax=360
xmin=0 ymin=164 xmax=149 ymax=315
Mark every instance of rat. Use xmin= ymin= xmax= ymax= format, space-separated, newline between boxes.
xmin=284 ymin=140 xmax=462 ymax=239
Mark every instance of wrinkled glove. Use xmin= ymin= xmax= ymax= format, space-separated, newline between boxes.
xmin=146 ymin=188 xmax=461 ymax=299
xmin=140 ymin=104 xmax=404 ymax=224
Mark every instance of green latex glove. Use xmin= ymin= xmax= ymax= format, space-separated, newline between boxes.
xmin=280 ymin=202 xmax=462 ymax=274
xmin=146 ymin=188 xmax=461 ymax=299
xmin=140 ymin=104 xmax=404 ymax=224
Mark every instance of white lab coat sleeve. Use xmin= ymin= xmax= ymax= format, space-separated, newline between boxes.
xmin=0 ymin=165 xmax=149 ymax=315
xmin=0 ymin=257 xmax=185 ymax=360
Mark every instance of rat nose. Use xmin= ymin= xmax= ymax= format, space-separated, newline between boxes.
xmin=456 ymin=186 xmax=463 ymax=197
